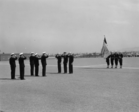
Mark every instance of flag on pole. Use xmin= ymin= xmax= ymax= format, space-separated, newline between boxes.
xmin=101 ymin=36 xmax=110 ymax=58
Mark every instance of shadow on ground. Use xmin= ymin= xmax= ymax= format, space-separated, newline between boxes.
xmin=0 ymin=78 xmax=20 ymax=80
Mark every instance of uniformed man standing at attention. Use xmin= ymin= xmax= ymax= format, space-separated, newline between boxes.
xmin=34 ymin=53 xmax=41 ymax=76
xmin=55 ymin=53 xmax=62 ymax=73
xmin=68 ymin=53 xmax=74 ymax=74
xmin=106 ymin=55 xmax=110 ymax=68
xmin=62 ymin=52 xmax=68 ymax=73
xmin=18 ymin=53 xmax=26 ymax=80
xmin=114 ymin=52 xmax=119 ymax=68
xmin=29 ymin=52 xmax=35 ymax=76
xmin=9 ymin=53 xmax=17 ymax=79
xmin=110 ymin=52 xmax=115 ymax=68
xmin=118 ymin=52 xmax=123 ymax=68
xmin=41 ymin=52 xmax=49 ymax=76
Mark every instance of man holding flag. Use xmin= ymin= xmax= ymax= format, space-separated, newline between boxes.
xmin=101 ymin=36 xmax=111 ymax=68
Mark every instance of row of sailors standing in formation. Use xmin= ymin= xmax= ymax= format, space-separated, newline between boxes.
xmin=106 ymin=52 xmax=123 ymax=69
xmin=9 ymin=52 xmax=74 ymax=80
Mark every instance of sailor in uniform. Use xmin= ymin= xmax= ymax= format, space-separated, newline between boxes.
xmin=29 ymin=52 xmax=35 ymax=76
xmin=34 ymin=53 xmax=41 ymax=76
xmin=68 ymin=53 xmax=74 ymax=73
xmin=18 ymin=53 xmax=26 ymax=80
xmin=9 ymin=53 xmax=17 ymax=79
xmin=41 ymin=52 xmax=49 ymax=76
xmin=55 ymin=53 xmax=62 ymax=73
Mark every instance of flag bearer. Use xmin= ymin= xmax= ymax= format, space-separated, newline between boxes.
xmin=106 ymin=55 xmax=110 ymax=68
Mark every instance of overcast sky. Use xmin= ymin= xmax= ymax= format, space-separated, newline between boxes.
xmin=0 ymin=0 xmax=139 ymax=53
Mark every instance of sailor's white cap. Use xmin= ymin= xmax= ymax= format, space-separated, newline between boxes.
xmin=42 ymin=52 xmax=46 ymax=54
xmin=31 ymin=52 xmax=34 ymax=54
xmin=35 ymin=53 xmax=38 ymax=56
xmin=11 ymin=53 xmax=14 ymax=56
xmin=19 ymin=53 xmax=23 ymax=55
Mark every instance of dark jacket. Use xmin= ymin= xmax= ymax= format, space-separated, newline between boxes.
xmin=34 ymin=56 xmax=41 ymax=66
xmin=29 ymin=56 xmax=35 ymax=65
xmin=114 ymin=53 xmax=119 ymax=59
xmin=62 ymin=55 xmax=68 ymax=64
xmin=41 ymin=55 xmax=49 ymax=66
xmin=69 ymin=55 xmax=74 ymax=64
xmin=9 ymin=57 xmax=17 ymax=67
xmin=106 ymin=55 xmax=110 ymax=62
xmin=19 ymin=57 xmax=26 ymax=67
xmin=55 ymin=55 xmax=62 ymax=64
xmin=110 ymin=54 xmax=115 ymax=60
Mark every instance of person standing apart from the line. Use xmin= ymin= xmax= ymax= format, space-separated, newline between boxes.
xmin=68 ymin=53 xmax=74 ymax=74
xmin=9 ymin=53 xmax=17 ymax=79
xmin=110 ymin=52 xmax=115 ymax=68
xmin=34 ymin=53 xmax=41 ymax=76
xmin=62 ymin=52 xmax=68 ymax=73
xmin=41 ymin=52 xmax=49 ymax=76
xmin=29 ymin=52 xmax=35 ymax=76
xmin=114 ymin=52 xmax=119 ymax=68
xmin=18 ymin=53 xmax=26 ymax=80
xmin=55 ymin=53 xmax=62 ymax=73
xmin=118 ymin=52 xmax=123 ymax=68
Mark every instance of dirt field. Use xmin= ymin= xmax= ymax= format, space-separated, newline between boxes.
xmin=0 ymin=58 xmax=139 ymax=112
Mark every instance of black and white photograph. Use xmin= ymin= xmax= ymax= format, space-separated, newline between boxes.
xmin=0 ymin=0 xmax=139 ymax=112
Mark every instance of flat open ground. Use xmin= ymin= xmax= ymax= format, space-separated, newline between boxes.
xmin=0 ymin=58 xmax=139 ymax=112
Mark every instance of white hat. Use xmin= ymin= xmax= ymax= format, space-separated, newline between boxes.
xmin=35 ymin=53 xmax=38 ymax=56
xmin=19 ymin=53 xmax=23 ymax=55
xmin=31 ymin=52 xmax=34 ymax=54
xmin=42 ymin=52 xmax=46 ymax=54
xmin=11 ymin=53 xmax=14 ymax=56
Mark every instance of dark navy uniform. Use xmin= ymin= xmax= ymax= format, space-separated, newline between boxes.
xmin=110 ymin=53 xmax=115 ymax=68
xmin=118 ymin=53 xmax=123 ymax=68
xmin=68 ymin=54 xmax=74 ymax=73
xmin=62 ymin=53 xmax=68 ymax=73
xmin=19 ymin=55 xmax=26 ymax=80
xmin=41 ymin=54 xmax=49 ymax=76
xmin=9 ymin=55 xmax=17 ymax=79
xmin=106 ymin=55 xmax=110 ymax=68
xmin=29 ymin=55 xmax=35 ymax=76
xmin=114 ymin=52 xmax=119 ymax=68
xmin=55 ymin=54 xmax=62 ymax=73
xmin=34 ymin=55 xmax=41 ymax=76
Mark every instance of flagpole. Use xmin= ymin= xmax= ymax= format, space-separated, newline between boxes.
xmin=102 ymin=35 xmax=105 ymax=45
